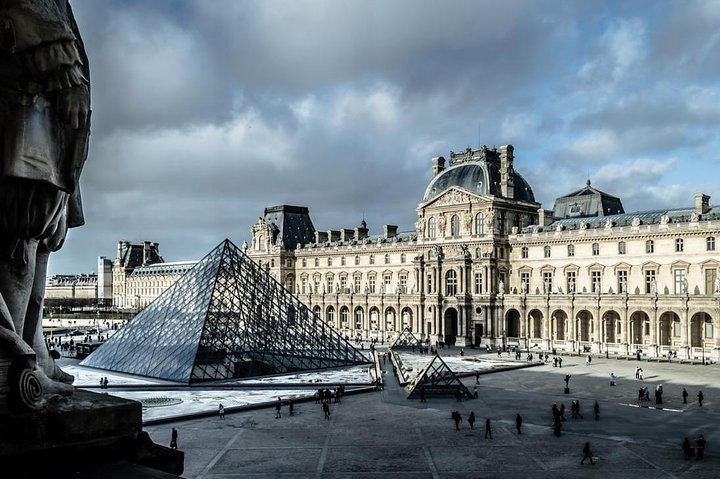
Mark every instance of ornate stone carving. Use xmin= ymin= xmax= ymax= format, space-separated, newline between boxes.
xmin=580 ymin=221 xmax=588 ymax=230
xmin=660 ymin=214 xmax=670 ymax=225
xmin=691 ymin=212 xmax=700 ymax=222
xmin=604 ymin=219 xmax=613 ymax=229
xmin=0 ymin=0 xmax=92 ymax=409
xmin=555 ymin=223 xmax=564 ymax=232
xmin=485 ymin=211 xmax=495 ymax=229
xmin=433 ymin=189 xmax=472 ymax=207
xmin=631 ymin=217 xmax=641 ymax=227
xmin=464 ymin=212 xmax=473 ymax=230
xmin=437 ymin=214 xmax=447 ymax=235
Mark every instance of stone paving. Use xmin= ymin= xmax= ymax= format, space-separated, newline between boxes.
xmin=144 ymin=348 xmax=720 ymax=478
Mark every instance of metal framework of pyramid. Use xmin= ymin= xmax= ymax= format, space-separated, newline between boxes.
xmin=405 ymin=354 xmax=470 ymax=399
xmin=81 ymin=239 xmax=369 ymax=383
xmin=389 ymin=328 xmax=420 ymax=350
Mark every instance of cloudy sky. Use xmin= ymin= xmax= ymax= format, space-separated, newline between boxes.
xmin=49 ymin=0 xmax=720 ymax=275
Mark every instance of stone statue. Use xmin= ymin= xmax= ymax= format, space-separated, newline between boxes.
xmin=660 ymin=214 xmax=669 ymax=225
xmin=631 ymin=217 xmax=641 ymax=227
xmin=690 ymin=212 xmax=699 ymax=222
xmin=485 ymin=211 xmax=494 ymax=229
xmin=604 ymin=219 xmax=613 ymax=229
xmin=498 ymin=280 xmax=504 ymax=295
xmin=0 ymin=0 xmax=91 ymax=409
xmin=715 ymin=276 xmax=720 ymax=294
xmin=650 ymin=278 xmax=657 ymax=294
xmin=437 ymin=214 xmax=447 ymax=234
xmin=464 ymin=212 xmax=473 ymax=230
xmin=415 ymin=217 xmax=425 ymax=236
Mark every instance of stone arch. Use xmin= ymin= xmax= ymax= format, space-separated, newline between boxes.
xmin=401 ymin=307 xmax=413 ymax=330
xmin=602 ymin=310 xmax=621 ymax=344
xmin=551 ymin=309 xmax=567 ymax=341
xmin=576 ymin=310 xmax=593 ymax=342
xmin=629 ymin=310 xmax=649 ymax=345
xmin=690 ymin=312 xmax=713 ymax=348
xmin=385 ymin=306 xmax=397 ymax=332
xmin=444 ymin=307 xmax=459 ymax=346
xmin=326 ymin=305 xmax=336 ymax=328
xmin=340 ymin=306 xmax=350 ymax=329
xmin=312 ymin=305 xmax=321 ymax=318
xmin=658 ymin=311 xmax=680 ymax=346
xmin=505 ymin=308 xmax=521 ymax=338
xmin=369 ymin=306 xmax=380 ymax=332
xmin=354 ymin=306 xmax=365 ymax=331
xmin=528 ymin=309 xmax=544 ymax=339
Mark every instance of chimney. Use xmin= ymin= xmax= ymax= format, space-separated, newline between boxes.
xmin=116 ymin=241 xmax=123 ymax=262
xmin=354 ymin=226 xmax=369 ymax=241
xmin=499 ymin=145 xmax=514 ymax=199
xmin=143 ymin=241 xmax=152 ymax=265
xmin=383 ymin=225 xmax=398 ymax=238
xmin=695 ymin=193 xmax=710 ymax=215
xmin=431 ymin=156 xmax=446 ymax=178
xmin=340 ymin=229 xmax=354 ymax=242
xmin=328 ymin=230 xmax=341 ymax=242
xmin=537 ymin=208 xmax=551 ymax=227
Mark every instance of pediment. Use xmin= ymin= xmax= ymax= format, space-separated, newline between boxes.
xmin=421 ymin=186 xmax=484 ymax=208
xmin=641 ymin=261 xmax=660 ymax=270
xmin=670 ymin=260 xmax=691 ymax=269
xmin=587 ymin=262 xmax=605 ymax=272
xmin=701 ymin=259 xmax=720 ymax=268
xmin=612 ymin=262 xmax=632 ymax=272
xmin=563 ymin=263 xmax=580 ymax=273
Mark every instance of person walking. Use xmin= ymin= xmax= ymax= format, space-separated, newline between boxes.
xmin=558 ymin=357 xmax=563 ymax=368
xmin=515 ymin=413 xmax=523 ymax=434
xmin=576 ymin=400 xmax=584 ymax=419
xmin=275 ymin=397 xmax=282 ymax=418
xmin=452 ymin=411 xmax=462 ymax=430
xmin=682 ymin=437 xmax=692 ymax=460
xmin=682 ymin=388 xmax=689 ymax=404
xmin=593 ymin=401 xmax=600 ymax=420
xmin=475 ymin=371 xmax=480 ymax=384
xmin=698 ymin=390 xmax=704 ymax=407
xmin=696 ymin=435 xmax=706 ymax=460
xmin=581 ymin=442 xmax=595 ymax=465
xmin=420 ymin=385 xmax=427 ymax=403
xmin=218 ymin=403 xmax=225 ymax=419
xmin=289 ymin=399 xmax=294 ymax=416
xmin=322 ymin=400 xmax=331 ymax=420
xmin=638 ymin=368 xmax=643 ymax=380
xmin=170 ymin=428 xmax=178 ymax=450
xmin=635 ymin=366 xmax=640 ymax=379
xmin=564 ymin=374 xmax=571 ymax=388
xmin=559 ymin=403 xmax=566 ymax=421
xmin=468 ymin=411 xmax=476 ymax=429
xmin=610 ymin=372 xmax=616 ymax=386
xmin=484 ymin=418 xmax=492 ymax=439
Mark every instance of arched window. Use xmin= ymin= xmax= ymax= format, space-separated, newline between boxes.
xmin=567 ymin=244 xmax=575 ymax=257
xmin=326 ymin=306 xmax=335 ymax=325
xmin=340 ymin=306 xmax=349 ymax=325
xmin=592 ymin=243 xmax=600 ymax=256
xmin=475 ymin=213 xmax=485 ymax=235
xmin=384 ymin=254 xmax=390 ymax=264
xmin=446 ymin=270 xmax=457 ymax=296
xmin=451 ymin=215 xmax=460 ymax=237
xmin=400 ymin=253 xmax=406 ymax=263
xmin=513 ymin=214 xmax=520 ymax=228
xmin=428 ymin=217 xmax=437 ymax=239
xmin=355 ymin=255 xmax=360 ymax=265
xmin=354 ymin=307 xmax=364 ymax=329
xmin=544 ymin=245 xmax=551 ymax=258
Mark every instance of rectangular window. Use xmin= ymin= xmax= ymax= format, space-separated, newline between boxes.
xmin=618 ymin=242 xmax=626 ymax=255
xmin=520 ymin=272 xmax=530 ymax=293
xmin=369 ymin=276 xmax=376 ymax=293
xmin=566 ymin=271 xmax=576 ymax=293
xmin=592 ymin=243 xmax=600 ymax=256
xmin=340 ymin=276 xmax=347 ymax=292
xmin=674 ymin=269 xmax=687 ymax=294
xmin=341 ymin=257 xmax=346 ymax=266
xmin=644 ymin=322 xmax=650 ymax=336
xmin=645 ymin=270 xmax=656 ymax=294
xmin=314 ymin=277 xmax=320 ymax=293
xmin=591 ymin=271 xmax=601 ymax=293
xmin=326 ymin=278 xmax=333 ymax=294
xmin=646 ymin=241 xmax=654 ymax=254
xmin=474 ymin=272 xmax=483 ymax=294
xmin=384 ymin=274 xmax=392 ymax=293
xmin=400 ymin=274 xmax=407 ymax=293
xmin=674 ymin=321 xmax=681 ymax=337
xmin=705 ymin=269 xmax=717 ymax=295
xmin=617 ymin=270 xmax=628 ymax=293
xmin=427 ymin=273 xmax=433 ymax=294
xmin=354 ymin=276 xmax=361 ymax=293
xmin=543 ymin=272 xmax=553 ymax=293
xmin=705 ymin=323 xmax=714 ymax=339
xmin=707 ymin=237 xmax=716 ymax=251
xmin=675 ymin=238 xmax=684 ymax=252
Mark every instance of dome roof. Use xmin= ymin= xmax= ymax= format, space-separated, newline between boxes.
xmin=422 ymin=160 xmax=536 ymax=203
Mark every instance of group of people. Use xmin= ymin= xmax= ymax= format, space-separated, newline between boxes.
xmin=682 ymin=435 xmax=706 ymax=460
xmin=98 ymin=376 xmax=109 ymax=389
xmin=275 ymin=396 xmax=296 ymax=418
xmin=451 ymin=411 xmax=522 ymax=437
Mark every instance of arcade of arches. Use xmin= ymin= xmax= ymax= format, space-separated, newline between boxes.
xmin=502 ymin=305 xmax=717 ymax=358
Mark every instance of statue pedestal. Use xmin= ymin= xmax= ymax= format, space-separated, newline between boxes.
xmin=0 ymin=389 xmax=183 ymax=477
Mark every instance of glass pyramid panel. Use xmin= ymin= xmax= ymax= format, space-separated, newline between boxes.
xmin=389 ymin=328 xmax=420 ymax=350
xmin=405 ymin=354 xmax=470 ymax=398
xmin=81 ymin=239 xmax=369 ymax=383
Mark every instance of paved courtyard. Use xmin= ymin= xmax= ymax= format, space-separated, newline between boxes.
xmin=144 ymin=349 xmax=720 ymax=478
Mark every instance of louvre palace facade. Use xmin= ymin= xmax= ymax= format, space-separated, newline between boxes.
xmin=247 ymin=145 xmax=720 ymax=361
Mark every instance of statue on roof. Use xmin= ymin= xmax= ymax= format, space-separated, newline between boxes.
xmin=0 ymin=0 xmax=91 ymax=409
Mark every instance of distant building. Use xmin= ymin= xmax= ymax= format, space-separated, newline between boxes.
xmin=45 ymin=273 xmax=98 ymax=309
xmin=98 ymin=256 xmax=113 ymax=302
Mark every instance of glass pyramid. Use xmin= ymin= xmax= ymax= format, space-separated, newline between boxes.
xmin=81 ymin=239 xmax=369 ymax=383
xmin=405 ymin=354 xmax=470 ymax=399
xmin=389 ymin=328 xmax=420 ymax=350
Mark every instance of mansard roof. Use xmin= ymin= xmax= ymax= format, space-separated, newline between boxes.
xmin=263 ymin=205 xmax=317 ymax=250
xmin=552 ymin=180 xmax=625 ymax=219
